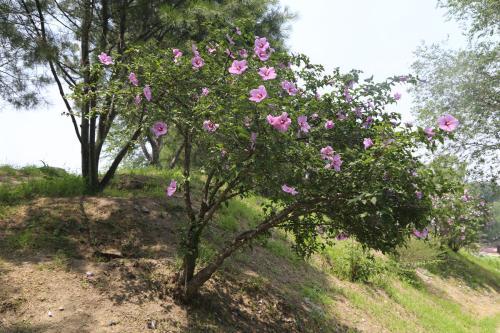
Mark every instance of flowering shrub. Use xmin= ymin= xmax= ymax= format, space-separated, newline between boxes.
xmin=87 ymin=26 xmax=457 ymax=301
xmin=413 ymin=157 xmax=492 ymax=251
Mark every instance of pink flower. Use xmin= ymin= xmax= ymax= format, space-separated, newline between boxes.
xmin=325 ymin=120 xmax=334 ymax=129
xmin=415 ymin=191 xmax=423 ymax=200
xmin=98 ymin=52 xmax=113 ymax=65
xmin=413 ymin=228 xmax=428 ymax=238
xmin=282 ymin=184 xmax=298 ymax=196
xmin=228 ymin=60 xmax=248 ymax=75
xmin=143 ymin=85 xmax=152 ymax=101
xmin=134 ymin=94 xmax=142 ymax=106
xmin=394 ymin=92 xmax=402 ymax=100
xmin=152 ymin=121 xmax=167 ymax=137
xmin=320 ymin=146 xmax=335 ymax=160
xmin=325 ymin=154 xmax=343 ymax=171
xmin=249 ymin=85 xmax=267 ymax=102
xmin=206 ymin=45 xmax=217 ymax=54
xmin=315 ymin=92 xmax=321 ymax=100
xmin=203 ymin=120 xmax=219 ymax=133
xmin=297 ymin=115 xmax=311 ymax=133
xmin=258 ymin=66 xmax=277 ymax=80
xmin=254 ymin=48 xmax=270 ymax=61
xmin=255 ymin=37 xmax=270 ymax=50
xmin=424 ymin=127 xmax=435 ymax=138
xmin=201 ymin=87 xmax=210 ymax=96
xmin=437 ymin=114 xmax=459 ymax=132
xmin=311 ymin=113 xmax=319 ymax=120
xmin=460 ymin=235 xmax=466 ymax=240
xmin=281 ymin=81 xmax=298 ymax=96
xmin=239 ymin=49 xmax=248 ymax=58
xmin=235 ymin=27 xmax=242 ymax=35
xmin=128 ymin=72 xmax=139 ymax=86
xmin=267 ymin=112 xmax=292 ymax=132
xmin=166 ymin=180 xmax=177 ymax=197
xmin=363 ymin=138 xmax=374 ymax=149
xmin=173 ymin=48 xmax=183 ymax=62
xmin=191 ymin=55 xmax=205 ymax=69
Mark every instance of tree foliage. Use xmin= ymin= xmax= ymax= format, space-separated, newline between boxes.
xmin=412 ymin=0 xmax=499 ymax=180
xmin=92 ymin=24 xmax=457 ymax=301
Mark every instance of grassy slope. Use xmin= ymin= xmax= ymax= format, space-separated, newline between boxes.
xmin=0 ymin=166 xmax=498 ymax=332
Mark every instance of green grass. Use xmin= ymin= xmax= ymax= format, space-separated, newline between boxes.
xmin=0 ymin=165 xmax=84 ymax=204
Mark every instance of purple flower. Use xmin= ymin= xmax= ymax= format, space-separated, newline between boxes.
xmin=282 ymin=184 xmax=298 ymax=196
xmin=363 ymin=138 xmax=374 ymax=149
xmin=249 ymin=85 xmax=267 ymax=103
xmin=281 ymin=81 xmax=298 ymax=96
xmin=413 ymin=228 xmax=428 ymax=239
xmin=143 ymin=85 xmax=152 ymax=101
xmin=166 ymin=180 xmax=177 ymax=197
xmin=128 ymin=72 xmax=139 ymax=86
xmin=394 ymin=92 xmax=402 ymax=101
xmin=98 ymin=52 xmax=113 ymax=65
xmin=152 ymin=121 xmax=167 ymax=137
xmin=201 ymin=87 xmax=210 ymax=96
xmin=228 ymin=60 xmax=248 ymax=75
xmin=297 ymin=115 xmax=311 ymax=133
xmin=203 ymin=120 xmax=219 ymax=133
xmin=437 ymin=114 xmax=459 ymax=132
xmin=191 ymin=55 xmax=205 ymax=69
xmin=415 ymin=191 xmax=423 ymax=200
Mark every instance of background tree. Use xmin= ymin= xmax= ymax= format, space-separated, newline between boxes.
xmin=411 ymin=0 xmax=499 ymax=181
xmin=0 ymin=0 xmax=292 ymax=191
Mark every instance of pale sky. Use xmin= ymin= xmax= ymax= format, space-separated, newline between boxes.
xmin=0 ymin=0 xmax=466 ymax=172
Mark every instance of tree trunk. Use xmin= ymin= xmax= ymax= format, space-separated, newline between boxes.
xmin=177 ymin=204 xmax=299 ymax=302
xmin=169 ymin=142 xmax=184 ymax=169
xmin=80 ymin=0 xmax=93 ymax=191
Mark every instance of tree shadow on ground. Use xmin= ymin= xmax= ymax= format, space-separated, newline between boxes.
xmin=0 ymin=196 xmax=361 ymax=333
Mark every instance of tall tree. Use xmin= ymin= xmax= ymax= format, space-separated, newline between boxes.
xmin=411 ymin=0 xmax=499 ymax=181
xmin=0 ymin=0 xmax=292 ymax=191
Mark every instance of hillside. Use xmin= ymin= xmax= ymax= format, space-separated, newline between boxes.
xmin=0 ymin=166 xmax=499 ymax=333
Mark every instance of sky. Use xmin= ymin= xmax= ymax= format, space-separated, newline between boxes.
xmin=0 ymin=0 xmax=466 ymax=172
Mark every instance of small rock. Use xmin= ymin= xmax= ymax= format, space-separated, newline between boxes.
xmin=86 ymin=271 xmax=94 ymax=278
xmin=59 ymin=306 xmax=64 ymax=311
xmin=108 ymin=320 xmax=119 ymax=326
xmin=147 ymin=319 xmax=157 ymax=329
xmin=48 ymin=311 xmax=53 ymax=317
xmin=141 ymin=206 xmax=150 ymax=214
